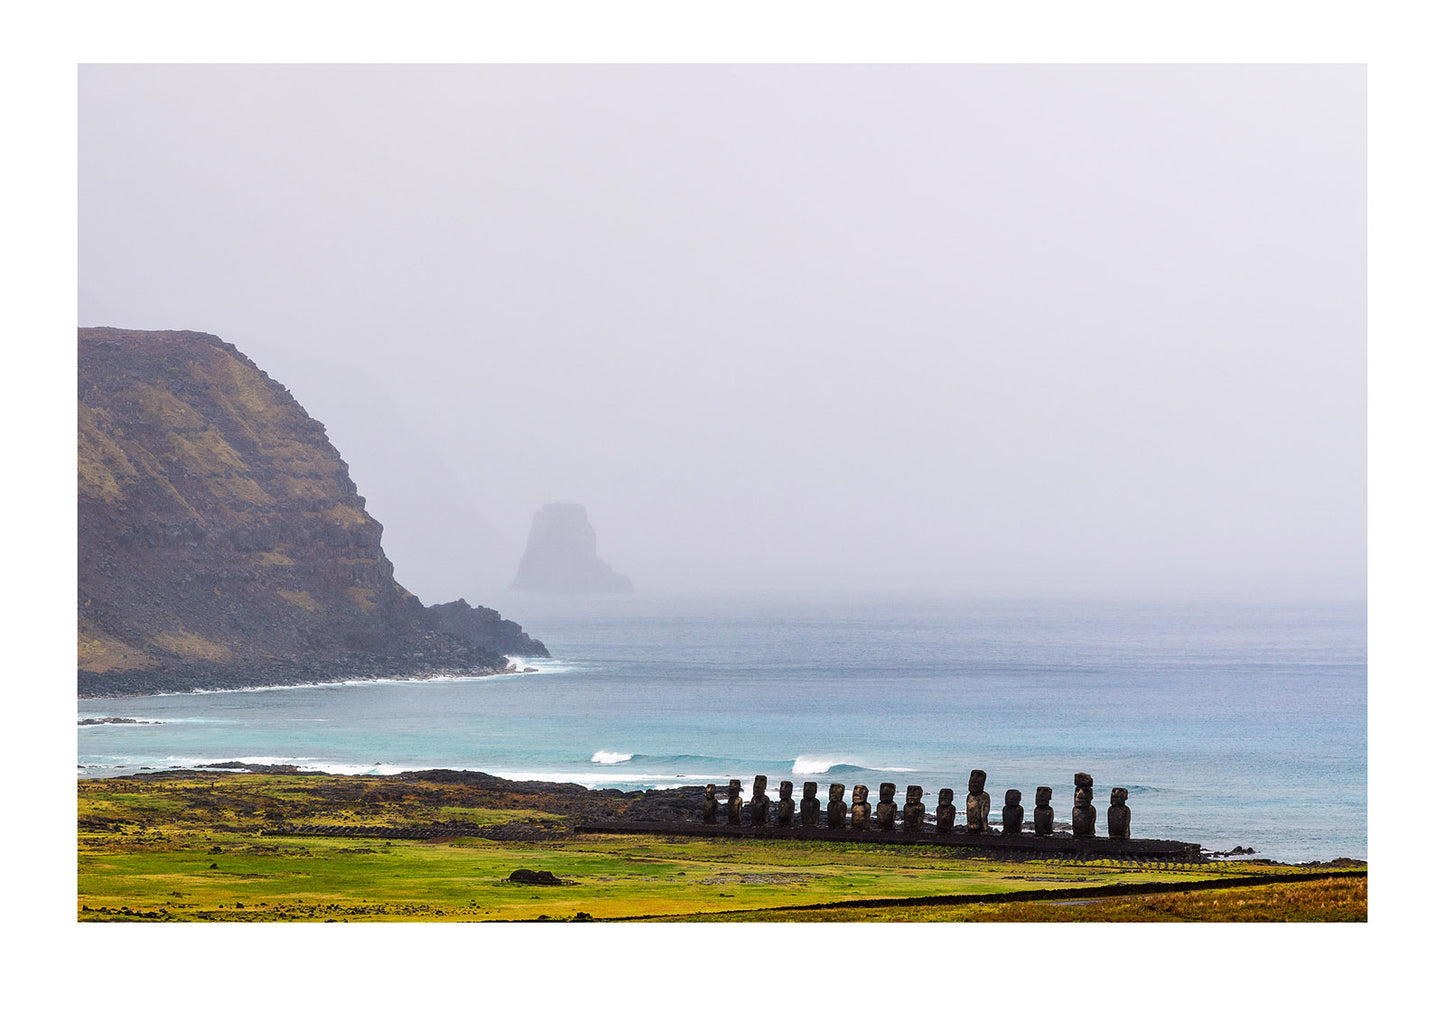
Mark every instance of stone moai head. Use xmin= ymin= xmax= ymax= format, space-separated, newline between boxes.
xmin=879 ymin=782 xmax=897 ymax=803
xmin=1111 ymin=787 xmax=1128 ymax=806
xmin=1005 ymin=789 xmax=1022 ymax=807
xmin=753 ymin=775 xmax=768 ymax=798
xmin=1074 ymin=787 xmax=1092 ymax=806
xmin=938 ymin=788 xmax=954 ymax=806
xmin=706 ymin=783 xmax=716 ymax=797
xmin=852 ymin=784 xmax=869 ymax=805
xmin=906 ymin=785 xmax=923 ymax=805
xmin=829 ymin=783 xmax=845 ymax=803
xmin=1036 ymin=786 xmax=1052 ymax=806
xmin=779 ymin=781 xmax=794 ymax=799
xmin=1074 ymin=772 xmax=1093 ymax=789
xmin=803 ymin=781 xmax=818 ymax=799
xmin=968 ymin=770 xmax=987 ymax=794
xmin=728 ymin=779 xmax=741 ymax=798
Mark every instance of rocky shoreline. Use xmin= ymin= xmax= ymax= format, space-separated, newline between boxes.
xmin=77 ymin=656 xmax=521 ymax=699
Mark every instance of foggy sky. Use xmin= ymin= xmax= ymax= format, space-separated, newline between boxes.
xmin=79 ymin=64 xmax=1364 ymax=604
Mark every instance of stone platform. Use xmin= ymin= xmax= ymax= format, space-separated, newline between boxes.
xmin=574 ymin=820 xmax=1203 ymax=861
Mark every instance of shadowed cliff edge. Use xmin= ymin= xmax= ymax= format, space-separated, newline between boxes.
xmin=78 ymin=327 xmax=546 ymax=697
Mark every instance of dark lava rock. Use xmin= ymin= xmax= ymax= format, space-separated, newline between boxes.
xmin=509 ymin=868 xmax=563 ymax=886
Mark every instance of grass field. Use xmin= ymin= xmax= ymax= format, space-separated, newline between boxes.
xmin=78 ymin=772 xmax=1365 ymax=922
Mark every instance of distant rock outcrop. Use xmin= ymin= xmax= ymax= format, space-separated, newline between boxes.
xmin=511 ymin=503 xmax=632 ymax=594
xmin=78 ymin=327 xmax=546 ymax=696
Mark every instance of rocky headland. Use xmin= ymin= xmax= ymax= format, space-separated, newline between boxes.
xmin=78 ymin=327 xmax=546 ymax=697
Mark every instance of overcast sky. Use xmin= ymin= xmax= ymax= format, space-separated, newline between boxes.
xmin=79 ymin=64 xmax=1364 ymax=604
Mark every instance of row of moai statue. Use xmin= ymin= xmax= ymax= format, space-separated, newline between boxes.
xmin=702 ymin=771 xmax=1131 ymax=839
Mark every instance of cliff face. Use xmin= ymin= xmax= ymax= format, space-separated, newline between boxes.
xmin=78 ymin=328 xmax=544 ymax=696
xmin=511 ymin=503 xmax=633 ymax=594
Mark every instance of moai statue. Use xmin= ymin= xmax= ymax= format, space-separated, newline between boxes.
xmin=1034 ymin=786 xmax=1054 ymax=836
xmin=777 ymin=780 xmax=796 ymax=828
xmin=902 ymin=785 xmax=925 ymax=833
xmin=1001 ymin=789 xmax=1024 ymax=834
xmin=703 ymin=783 xmax=719 ymax=824
xmin=850 ymin=784 xmax=872 ymax=829
xmin=936 ymin=788 xmax=957 ymax=834
xmin=875 ymin=782 xmax=898 ymax=831
xmin=826 ymin=783 xmax=848 ymax=828
xmin=966 ymin=769 xmax=991 ymax=833
xmin=800 ymin=781 xmax=821 ymax=827
xmin=726 ymin=779 xmax=744 ymax=826
xmin=749 ymin=774 xmax=771 ymax=828
xmin=1108 ymin=787 xmax=1131 ymax=840
xmin=1073 ymin=772 xmax=1096 ymax=838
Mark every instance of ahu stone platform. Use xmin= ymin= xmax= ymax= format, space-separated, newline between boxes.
xmin=574 ymin=818 xmax=1201 ymax=860
xmin=577 ymin=770 xmax=1202 ymax=861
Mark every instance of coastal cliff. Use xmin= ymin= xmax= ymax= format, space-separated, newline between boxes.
xmin=78 ymin=327 xmax=546 ymax=696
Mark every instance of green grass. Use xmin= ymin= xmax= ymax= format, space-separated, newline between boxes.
xmin=78 ymin=774 xmax=1365 ymax=922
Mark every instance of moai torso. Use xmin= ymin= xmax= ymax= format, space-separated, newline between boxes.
xmin=1072 ymin=772 xmax=1096 ymax=838
xmin=966 ymin=769 xmax=991 ymax=833
xmin=935 ymin=788 xmax=957 ymax=833
xmin=800 ymin=781 xmax=821 ymax=827
xmin=776 ymin=780 xmax=795 ymax=827
xmin=875 ymin=782 xmax=898 ymax=831
xmin=850 ymin=785 xmax=871 ymax=829
xmin=726 ymin=779 xmax=744 ymax=826
xmin=1034 ymin=786 xmax=1054 ymax=835
xmin=1001 ymin=789 xmax=1024 ymax=834
xmin=703 ymin=783 xmax=719 ymax=824
xmin=902 ymin=785 xmax=925 ymax=833
xmin=1107 ymin=787 xmax=1130 ymax=839
xmin=749 ymin=774 xmax=771 ymax=828
xmin=826 ymin=783 xmax=847 ymax=828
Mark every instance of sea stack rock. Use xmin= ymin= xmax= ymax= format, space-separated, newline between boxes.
xmin=510 ymin=503 xmax=633 ymax=594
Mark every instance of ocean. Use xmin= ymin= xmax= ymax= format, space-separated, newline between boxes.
xmin=76 ymin=595 xmax=1366 ymax=863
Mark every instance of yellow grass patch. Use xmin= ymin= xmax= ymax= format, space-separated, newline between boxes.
xmin=152 ymin=630 xmax=232 ymax=662
xmin=345 ymin=587 xmax=378 ymax=612
xmin=276 ymin=589 xmax=320 ymax=612
xmin=78 ymin=620 xmax=158 ymax=673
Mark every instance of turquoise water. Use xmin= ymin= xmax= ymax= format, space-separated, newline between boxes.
xmin=77 ymin=596 xmax=1366 ymax=863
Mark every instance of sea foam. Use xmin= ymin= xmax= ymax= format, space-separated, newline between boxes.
xmin=591 ymin=750 xmax=634 ymax=764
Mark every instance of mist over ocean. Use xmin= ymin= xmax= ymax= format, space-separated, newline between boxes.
xmin=78 ymin=595 xmax=1365 ymax=863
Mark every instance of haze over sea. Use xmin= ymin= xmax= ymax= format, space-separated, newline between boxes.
xmin=77 ymin=595 xmax=1365 ymax=864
